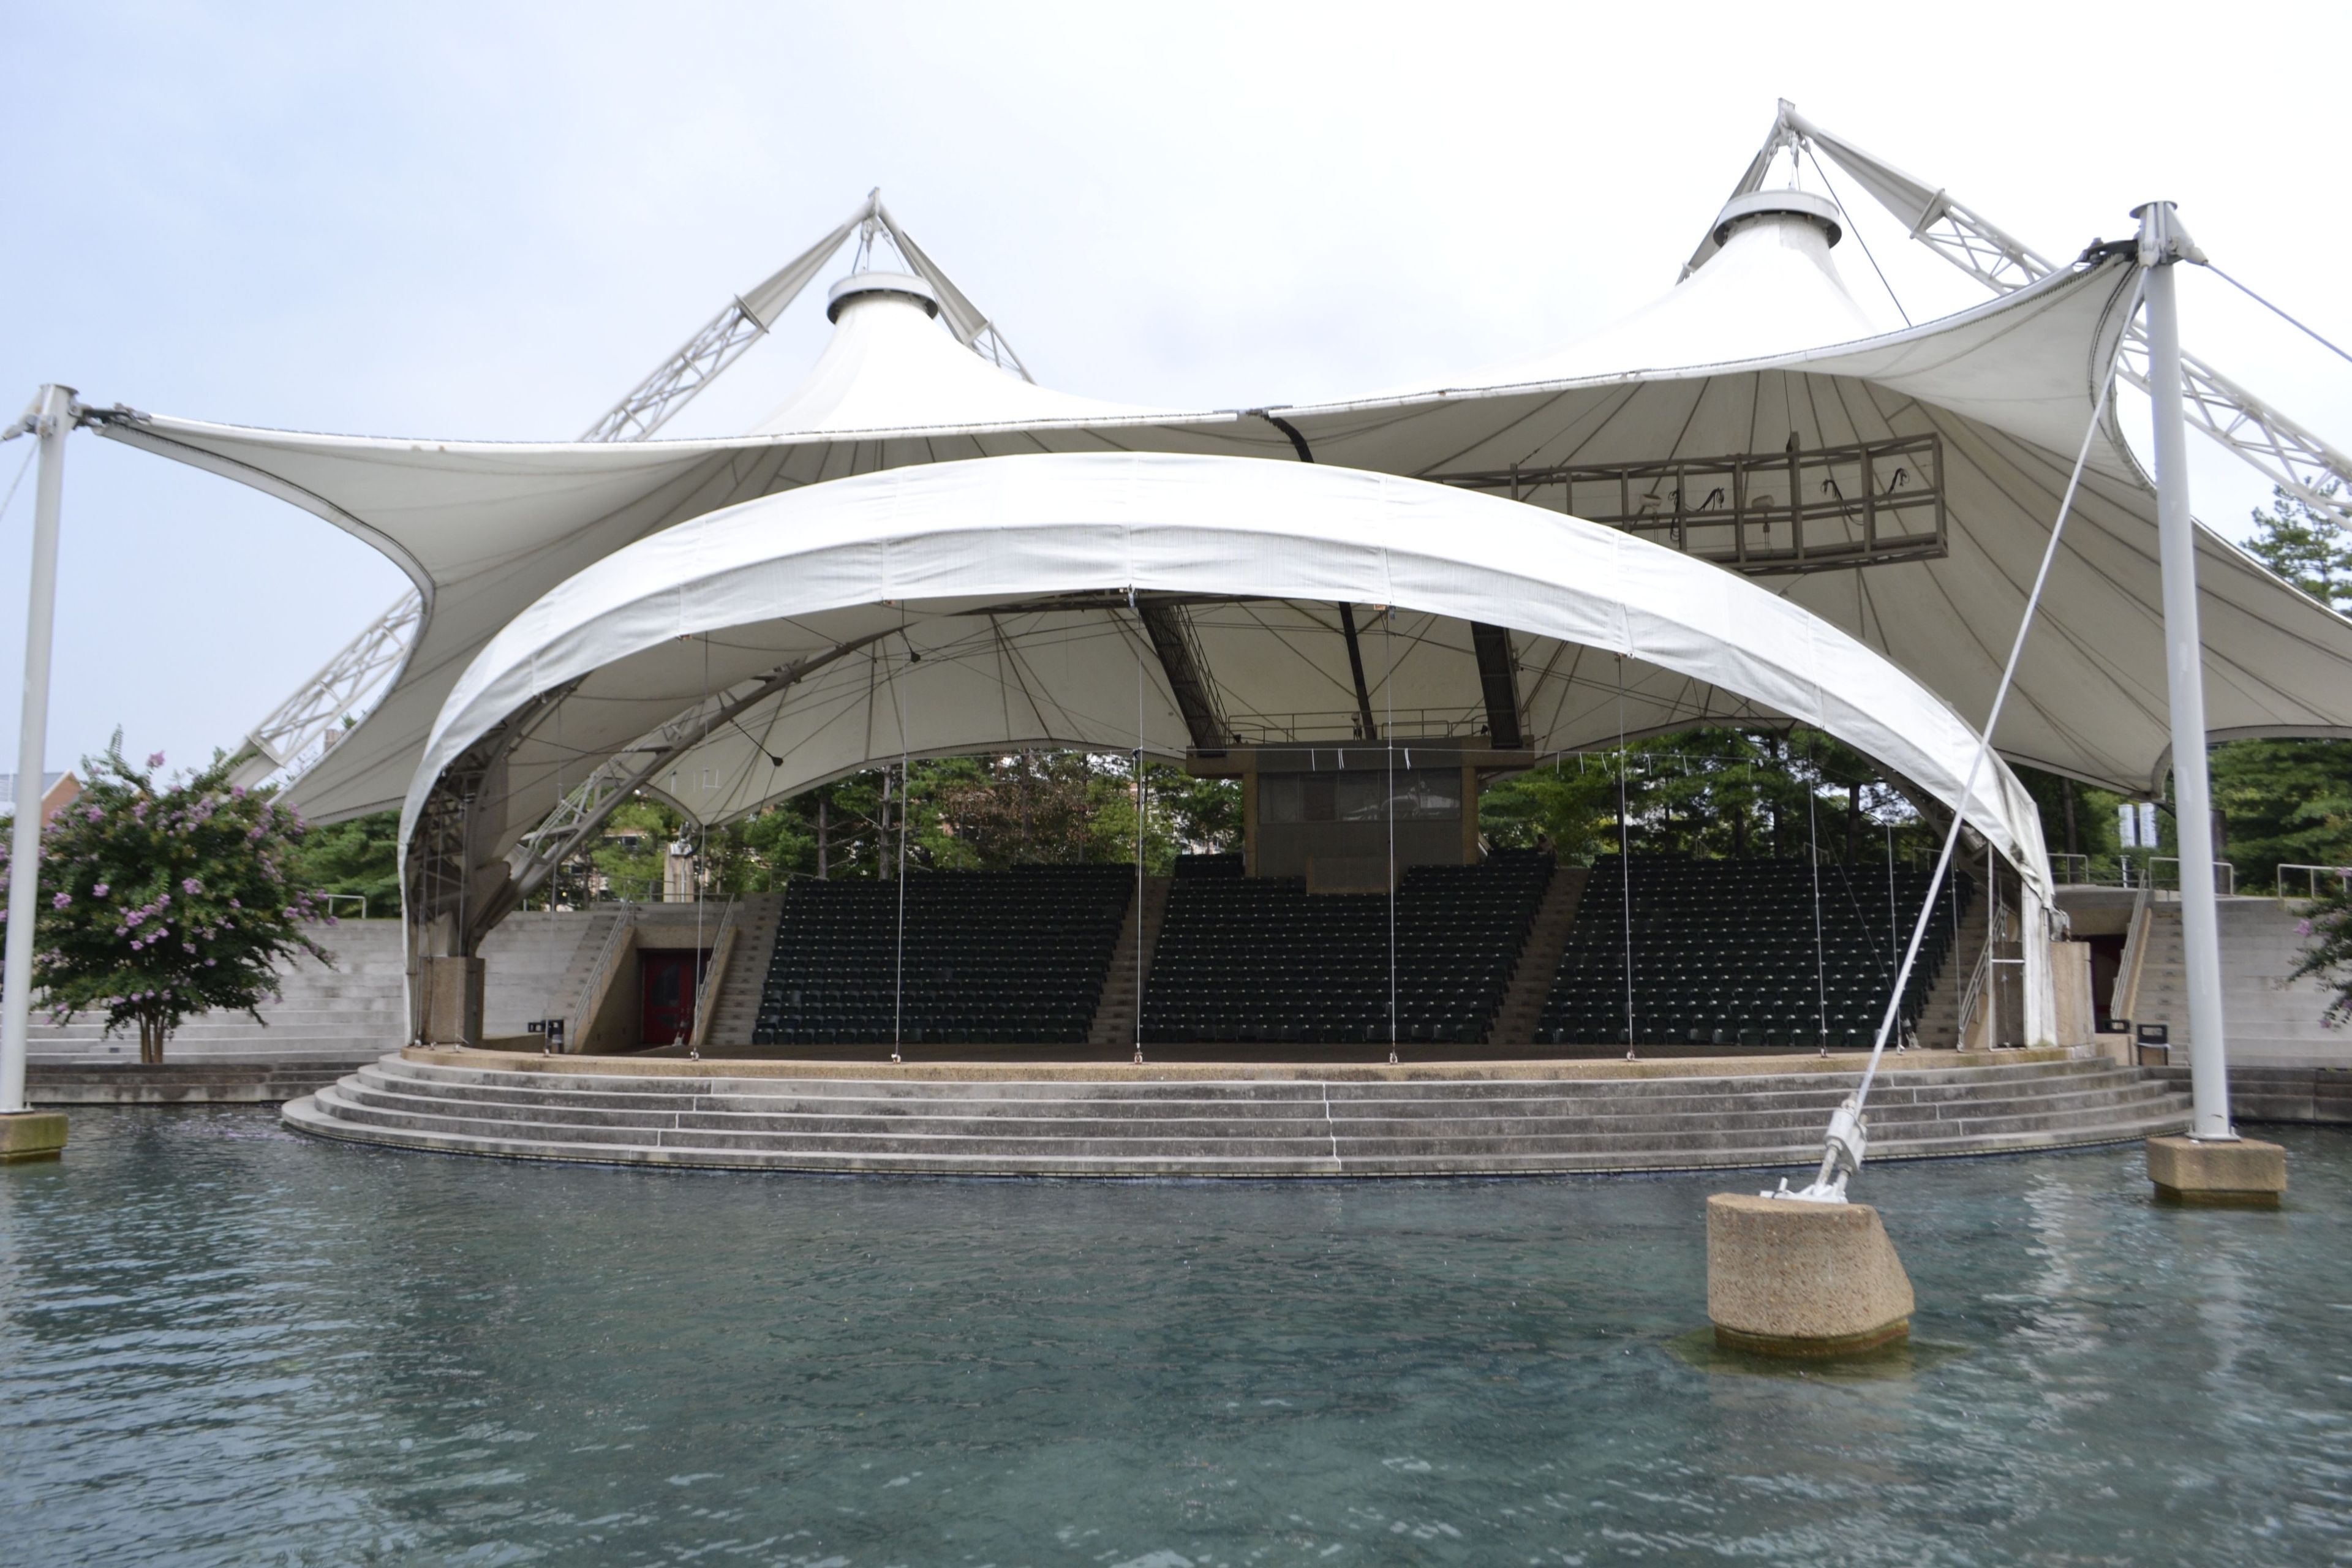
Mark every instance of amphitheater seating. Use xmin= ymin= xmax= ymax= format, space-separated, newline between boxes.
xmin=1142 ymin=851 xmax=1553 ymax=1044
xmin=752 ymin=865 xmax=1133 ymax=1045
xmin=1539 ymin=856 xmax=1973 ymax=1049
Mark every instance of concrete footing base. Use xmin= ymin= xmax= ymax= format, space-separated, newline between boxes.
xmin=0 ymin=1110 xmax=69 ymax=1162
xmin=2146 ymin=1135 xmax=2287 ymax=1205
xmin=1706 ymin=1193 xmax=1915 ymax=1357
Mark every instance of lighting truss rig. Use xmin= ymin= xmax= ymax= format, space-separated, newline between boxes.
xmin=1434 ymin=433 xmax=1947 ymax=577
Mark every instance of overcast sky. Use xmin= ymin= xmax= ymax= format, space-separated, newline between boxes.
xmin=4 ymin=1 xmax=2347 ymax=779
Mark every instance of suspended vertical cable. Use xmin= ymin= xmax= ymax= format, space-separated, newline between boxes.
xmin=690 ymin=634 xmax=711 ymax=1056
xmin=1131 ymin=589 xmax=1145 ymax=1066
xmin=1805 ymin=750 xmax=1828 ymax=1055
xmin=1885 ymin=815 xmax=1904 ymax=1048
xmin=892 ymin=631 xmax=910 ymax=1066
xmin=1385 ymin=606 xmax=1398 ymax=1066
xmin=1616 ymin=657 xmax=1635 ymax=1058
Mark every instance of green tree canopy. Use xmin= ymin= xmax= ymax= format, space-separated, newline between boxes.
xmin=2244 ymin=481 xmax=2352 ymax=610
xmin=2 ymin=740 xmax=332 ymax=1062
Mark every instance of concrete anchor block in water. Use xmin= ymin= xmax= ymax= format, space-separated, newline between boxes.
xmin=1706 ymin=1193 xmax=1914 ymax=1356
xmin=2146 ymin=1135 xmax=2286 ymax=1206
xmin=0 ymin=1110 xmax=69 ymax=1162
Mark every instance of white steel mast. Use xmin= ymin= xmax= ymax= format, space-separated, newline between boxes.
xmin=1700 ymin=101 xmax=2352 ymax=522
xmin=229 ymin=192 xmax=1027 ymax=794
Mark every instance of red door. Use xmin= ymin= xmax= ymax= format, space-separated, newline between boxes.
xmin=640 ymin=949 xmax=710 ymax=1048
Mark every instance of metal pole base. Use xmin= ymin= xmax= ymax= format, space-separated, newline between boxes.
xmin=2146 ymin=1135 xmax=2285 ymax=1206
xmin=1706 ymin=1192 xmax=1914 ymax=1357
xmin=0 ymin=1109 xmax=68 ymax=1162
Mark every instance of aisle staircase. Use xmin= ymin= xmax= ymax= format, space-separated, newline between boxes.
xmin=284 ymin=1049 xmax=2190 ymax=1175
xmin=1487 ymin=864 xmax=1587 ymax=1046
xmin=1087 ymin=876 xmax=1169 ymax=1050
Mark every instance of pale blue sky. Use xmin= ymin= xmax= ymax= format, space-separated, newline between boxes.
xmin=5 ymin=1 xmax=2346 ymax=780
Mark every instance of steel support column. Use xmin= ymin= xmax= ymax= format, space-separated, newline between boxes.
xmin=1 ymin=386 xmax=74 ymax=1114
xmin=2139 ymin=202 xmax=2233 ymax=1142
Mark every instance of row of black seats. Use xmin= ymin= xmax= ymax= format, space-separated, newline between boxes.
xmin=752 ymin=864 xmax=1133 ymax=1044
xmin=1141 ymin=850 xmax=1553 ymax=1044
xmin=1539 ymin=855 xmax=1973 ymax=1048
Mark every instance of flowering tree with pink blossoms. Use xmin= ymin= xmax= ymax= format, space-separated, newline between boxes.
xmin=0 ymin=738 xmax=333 ymax=1063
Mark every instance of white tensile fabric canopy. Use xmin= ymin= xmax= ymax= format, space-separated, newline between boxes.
xmin=87 ymin=195 xmax=2352 ymax=829
xmin=1272 ymin=212 xmax=2352 ymax=791
xmin=402 ymin=451 xmax=2053 ymax=903
xmin=90 ymin=279 xmax=1246 ymax=823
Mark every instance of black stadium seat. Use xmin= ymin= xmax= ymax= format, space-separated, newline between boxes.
xmin=1538 ymin=855 xmax=1973 ymax=1050
xmin=751 ymin=865 xmax=1132 ymax=1046
xmin=1142 ymin=852 xmax=1553 ymax=1045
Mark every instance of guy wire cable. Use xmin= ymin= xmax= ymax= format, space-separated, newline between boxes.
xmin=1828 ymin=267 xmax=2149 ymax=1187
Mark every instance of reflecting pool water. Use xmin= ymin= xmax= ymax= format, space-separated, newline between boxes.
xmin=4 ymin=1110 xmax=2350 ymax=1566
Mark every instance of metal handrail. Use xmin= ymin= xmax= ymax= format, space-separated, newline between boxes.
xmin=1954 ymin=904 xmax=2000 ymax=1047
xmin=2149 ymin=856 xmax=2236 ymax=895
xmin=2276 ymin=863 xmax=2352 ymax=903
xmin=567 ymin=902 xmax=636 ymax=1052
xmin=687 ymin=895 xmax=739 ymax=1039
xmin=2111 ymin=880 xmax=2155 ymax=1030
xmin=309 ymin=891 xmax=369 ymax=920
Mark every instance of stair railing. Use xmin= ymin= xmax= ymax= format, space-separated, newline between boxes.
xmin=685 ymin=895 xmax=739 ymax=1052
xmin=1954 ymin=900 xmax=2004 ymax=1049
xmin=566 ymin=903 xmax=636 ymax=1053
xmin=2110 ymin=880 xmax=2155 ymax=1035
xmin=2275 ymin=863 xmax=2352 ymax=904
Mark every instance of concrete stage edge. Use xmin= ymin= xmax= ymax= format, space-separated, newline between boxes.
xmin=280 ymin=1046 xmax=2196 ymax=1177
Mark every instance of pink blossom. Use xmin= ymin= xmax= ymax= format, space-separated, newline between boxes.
xmin=92 ymin=883 xmax=108 ymax=898
xmin=181 ymin=878 xmax=202 ymax=895
xmin=228 ymin=898 xmax=240 ymax=910
xmin=183 ymin=943 xmax=195 ymax=954
xmin=85 ymin=807 xmax=101 ymax=823
xmin=50 ymin=892 xmax=69 ymax=908
xmin=146 ymin=752 xmax=165 ymax=768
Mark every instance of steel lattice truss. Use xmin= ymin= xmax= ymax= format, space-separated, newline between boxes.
xmin=225 ymin=591 xmax=421 ymax=789
xmin=1713 ymin=100 xmax=2352 ymax=521
xmin=241 ymin=191 xmax=1028 ymax=797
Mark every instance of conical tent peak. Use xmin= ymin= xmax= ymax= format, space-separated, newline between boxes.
xmin=826 ymin=271 xmax=940 ymax=322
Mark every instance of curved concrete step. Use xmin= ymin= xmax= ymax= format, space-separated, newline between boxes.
xmin=284 ymin=1052 xmax=2193 ymax=1176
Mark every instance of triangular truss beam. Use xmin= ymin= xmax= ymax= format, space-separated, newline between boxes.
xmin=1695 ymin=100 xmax=2352 ymax=522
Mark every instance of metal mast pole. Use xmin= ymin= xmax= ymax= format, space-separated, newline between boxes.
xmin=2137 ymin=202 xmax=2233 ymax=1143
xmin=2 ymin=385 xmax=74 ymax=1116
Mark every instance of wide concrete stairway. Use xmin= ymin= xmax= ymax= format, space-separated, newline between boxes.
xmin=285 ymin=1050 xmax=2190 ymax=1175
xmin=30 ymin=919 xmax=410 ymax=1065
xmin=2128 ymin=896 xmax=2345 ymax=1068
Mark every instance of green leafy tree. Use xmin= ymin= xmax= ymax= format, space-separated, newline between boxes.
xmin=2244 ymin=482 xmax=2352 ymax=610
xmin=2289 ymin=880 xmax=2352 ymax=1028
xmin=2209 ymin=739 xmax=2352 ymax=893
xmin=1 ymin=741 xmax=331 ymax=1063
xmin=285 ymin=807 xmax=401 ymax=915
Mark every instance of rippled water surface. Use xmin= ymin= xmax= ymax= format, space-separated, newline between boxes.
xmin=5 ymin=1110 xmax=2350 ymax=1565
